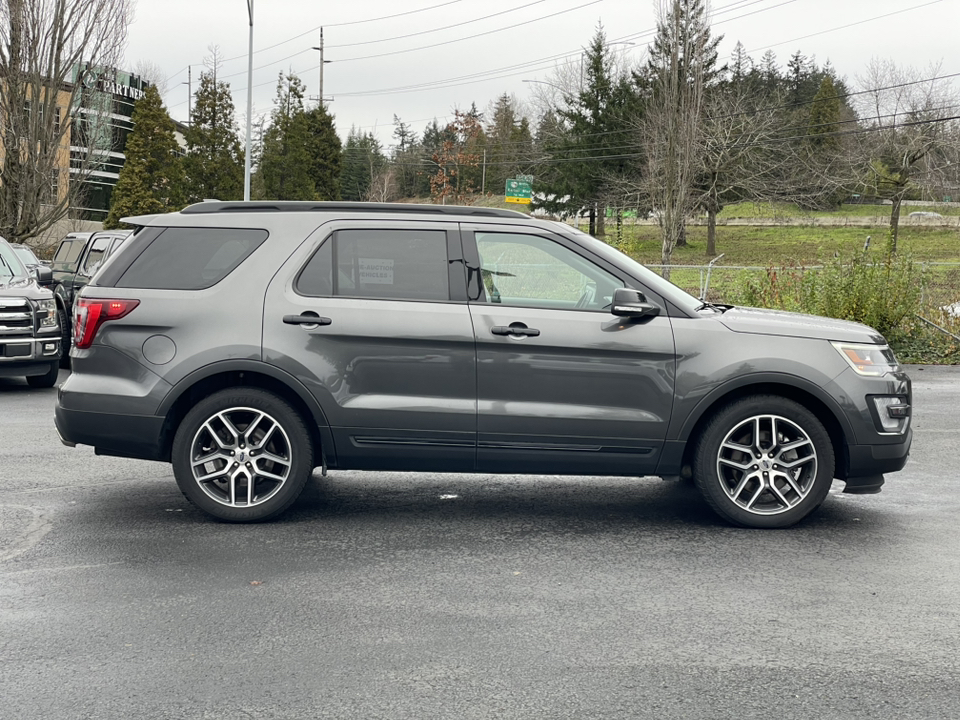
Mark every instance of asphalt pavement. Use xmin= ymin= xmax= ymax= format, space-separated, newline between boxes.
xmin=1 ymin=366 xmax=958 ymax=719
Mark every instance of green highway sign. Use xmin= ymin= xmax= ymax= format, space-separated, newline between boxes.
xmin=505 ymin=178 xmax=532 ymax=204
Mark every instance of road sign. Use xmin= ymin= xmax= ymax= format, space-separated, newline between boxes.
xmin=505 ymin=178 xmax=532 ymax=205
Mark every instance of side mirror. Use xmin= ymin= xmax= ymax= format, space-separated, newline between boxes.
xmin=611 ymin=288 xmax=660 ymax=318
xmin=34 ymin=265 xmax=54 ymax=288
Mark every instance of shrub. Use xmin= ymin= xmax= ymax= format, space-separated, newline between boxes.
xmin=730 ymin=249 xmax=925 ymax=339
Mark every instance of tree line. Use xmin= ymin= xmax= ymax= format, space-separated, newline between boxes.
xmin=4 ymin=0 xmax=957 ymax=265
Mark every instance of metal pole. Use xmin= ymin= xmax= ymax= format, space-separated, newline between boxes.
xmin=187 ymin=65 xmax=192 ymax=125
xmin=243 ymin=0 xmax=254 ymax=202
xmin=319 ymin=28 xmax=324 ymax=108
xmin=481 ymin=148 xmax=486 ymax=195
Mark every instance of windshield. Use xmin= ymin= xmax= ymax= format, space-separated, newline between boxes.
xmin=0 ymin=240 xmax=27 ymax=278
xmin=552 ymin=223 xmax=704 ymax=312
xmin=13 ymin=245 xmax=40 ymax=266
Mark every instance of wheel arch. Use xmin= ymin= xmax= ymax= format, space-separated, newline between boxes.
xmin=676 ymin=374 xmax=852 ymax=480
xmin=156 ymin=360 xmax=335 ymax=467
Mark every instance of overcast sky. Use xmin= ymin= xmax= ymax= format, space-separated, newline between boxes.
xmin=125 ymin=0 xmax=956 ymax=146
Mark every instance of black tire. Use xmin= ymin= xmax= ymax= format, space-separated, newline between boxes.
xmin=26 ymin=361 xmax=60 ymax=389
xmin=692 ymin=395 xmax=835 ymax=529
xmin=171 ymin=388 xmax=314 ymax=522
xmin=57 ymin=303 xmax=71 ymax=369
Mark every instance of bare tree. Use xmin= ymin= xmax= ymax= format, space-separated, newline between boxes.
xmin=364 ymin=165 xmax=399 ymax=203
xmin=696 ymin=87 xmax=793 ymax=256
xmin=854 ymin=59 xmax=960 ymax=251
xmin=642 ymin=0 xmax=712 ymax=278
xmin=133 ymin=60 xmax=167 ymax=96
xmin=0 ymin=0 xmax=133 ymax=243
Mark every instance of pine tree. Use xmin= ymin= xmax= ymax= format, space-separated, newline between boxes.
xmin=809 ymin=75 xmax=843 ymax=148
xmin=304 ymin=104 xmax=342 ymax=200
xmin=182 ymin=70 xmax=244 ymax=202
xmin=536 ymin=24 xmax=635 ymax=235
xmin=104 ymin=85 xmax=185 ymax=228
xmin=256 ymin=73 xmax=315 ymax=200
xmin=341 ymin=127 xmax=386 ymax=201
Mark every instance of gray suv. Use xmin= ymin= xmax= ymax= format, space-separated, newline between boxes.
xmin=55 ymin=202 xmax=912 ymax=528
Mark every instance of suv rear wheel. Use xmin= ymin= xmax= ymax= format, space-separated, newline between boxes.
xmin=693 ymin=395 xmax=835 ymax=528
xmin=172 ymin=388 xmax=314 ymax=522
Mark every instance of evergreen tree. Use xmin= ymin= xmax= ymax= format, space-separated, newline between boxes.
xmin=809 ymin=75 xmax=843 ymax=148
xmin=391 ymin=115 xmax=423 ymax=199
xmin=182 ymin=70 xmax=244 ymax=202
xmin=256 ymin=73 xmax=315 ymax=200
xmin=304 ymin=104 xmax=342 ymax=200
xmin=341 ymin=127 xmax=386 ymax=201
xmin=535 ymin=24 xmax=636 ymax=235
xmin=105 ymin=85 xmax=184 ymax=228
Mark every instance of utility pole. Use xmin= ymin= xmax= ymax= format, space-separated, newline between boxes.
xmin=244 ymin=0 xmax=254 ymax=202
xmin=311 ymin=28 xmax=332 ymax=107
xmin=187 ymin=65 xmax=192 ymax=125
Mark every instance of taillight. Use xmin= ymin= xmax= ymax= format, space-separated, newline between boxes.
xmin=73 ymin=298 xmax=140 ymax=349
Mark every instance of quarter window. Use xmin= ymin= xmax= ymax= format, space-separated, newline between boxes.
xmin=475 ymin=232 xmax=623 ymax=311
xmin=297 ymin=229 xmax=449 ymax=302
xmin=115 ymin=228 xmax=267 ymax=290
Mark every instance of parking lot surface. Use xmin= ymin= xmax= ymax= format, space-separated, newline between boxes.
xmin=2 ymin=366 xmax=958 ymax=719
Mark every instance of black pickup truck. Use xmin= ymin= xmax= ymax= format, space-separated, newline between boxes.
xmin=0 ymin=237 xmax=61 ymax=387
xmin=51 ymin=230 xmax=130 ymax=366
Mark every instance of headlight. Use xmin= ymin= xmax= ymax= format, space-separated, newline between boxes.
xmin=831 ymin=342 xmax=899 ymax=377
xmin=36 ymin=298 xmax=57 ymax=328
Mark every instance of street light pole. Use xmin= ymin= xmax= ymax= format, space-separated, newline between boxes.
xmin=243 ymin=0 xmax=254 ymax=202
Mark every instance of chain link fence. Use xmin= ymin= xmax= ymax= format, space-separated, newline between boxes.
xmin=644 ymin=262 xmax=960 ymax=310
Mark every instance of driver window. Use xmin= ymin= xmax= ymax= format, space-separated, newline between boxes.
xmin=475 ymin=232 xmax=623 ymax=311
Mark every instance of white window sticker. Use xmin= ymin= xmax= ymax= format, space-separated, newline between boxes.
xmin=359 ymin=258 xmax=394 ymax=285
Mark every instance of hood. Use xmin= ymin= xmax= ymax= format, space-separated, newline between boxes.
xmin=719 ymin=306 xmax=886 ymax=344
xmin=0 ymin=275 xmax=50 ymax=298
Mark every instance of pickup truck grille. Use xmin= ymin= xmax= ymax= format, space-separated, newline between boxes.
xmin=0 ymin=298 xmax=33 ymax=331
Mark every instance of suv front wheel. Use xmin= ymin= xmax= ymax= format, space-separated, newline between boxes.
xmin=172 ymin=388 xmax=314 ymax=522
xmin=693 ymin=395 xmax=835 ymax=528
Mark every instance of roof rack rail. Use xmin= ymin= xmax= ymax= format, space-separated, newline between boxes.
xmin=180 ymin=201 xmax=528 ymax=219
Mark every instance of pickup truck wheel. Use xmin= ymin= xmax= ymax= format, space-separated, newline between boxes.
xmin=693 ymin=395 xmax=835 ymax=529
xmin=57 ymin=304 xmax=71 ymax=369
xmin=26 ymin=361 xmax=60 ymax=388
xmin=172 ymin=388 xmax=314 ymax=522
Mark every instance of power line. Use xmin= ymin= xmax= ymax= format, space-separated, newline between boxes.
xmin=327 ymin=0 xmax=550 ymax=49
xmin=332 ymin=0 xmax=603 ymax=64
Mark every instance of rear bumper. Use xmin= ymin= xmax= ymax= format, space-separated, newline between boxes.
xmin=55 ymin=405 xmax=167 ymax=461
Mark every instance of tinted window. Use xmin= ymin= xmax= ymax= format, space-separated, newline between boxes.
xmin=297 ymin=229 xmax=449 ymax=301
xmin=53 ymin=238 xmax=85 ymax=267
xmin=116 ymin=227 xmax=267 ymax=290
xmin=475 ymin=232 xmax=623 ymax=311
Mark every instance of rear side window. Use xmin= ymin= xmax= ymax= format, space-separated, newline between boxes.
xmin=115 ymin=227 xmax=267 ymax=290
xmin=296 ymin=229 xmax=449 ymax=301
xmin=53 ymin=239 xmax=84 ymax=268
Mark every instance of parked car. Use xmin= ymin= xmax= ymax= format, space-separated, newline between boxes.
xmin=0 ymin=237 xmax=62 ymax=387
xmin=907 ymin=211 xmax=944 ymax=219
xmin=50 ymin=229 xmax=130 ymax=366
xmin=10 ymin=243 xmax=48 ymax=272
xmin=55 ymin=202 xmax=912 ymax=528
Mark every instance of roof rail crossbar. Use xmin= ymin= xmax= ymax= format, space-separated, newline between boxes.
xmin=179 ymin=201 xmax=527 ymax=219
